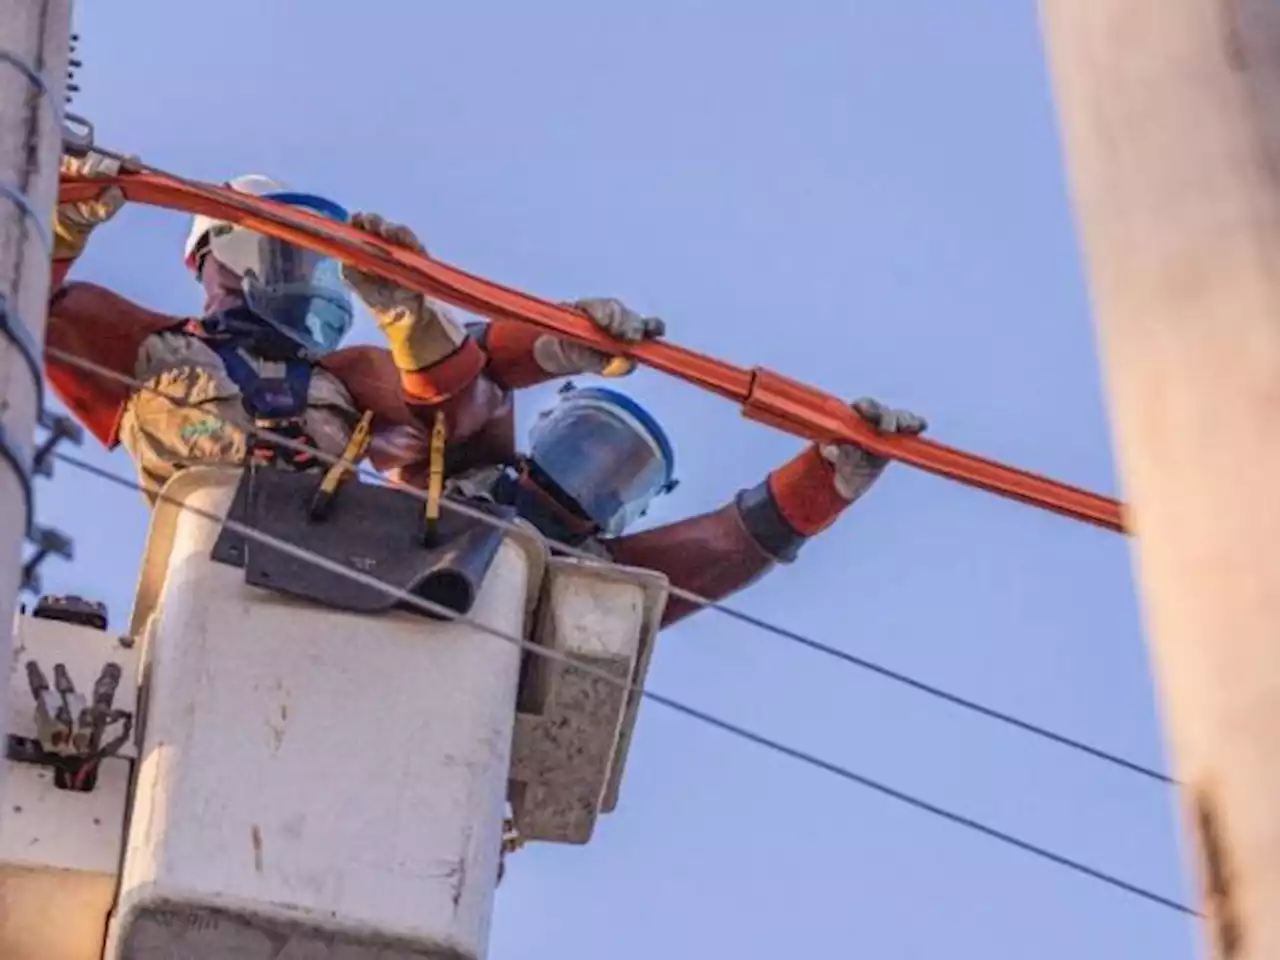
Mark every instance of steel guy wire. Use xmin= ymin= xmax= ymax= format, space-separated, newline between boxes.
xmin=52 ymin=448 xmax=1197 ymax=918
xmin=44 ymin=344 xmax=1174 ymax=786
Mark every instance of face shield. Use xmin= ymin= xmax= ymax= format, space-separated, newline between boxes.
xmin=203 ymin=192 xmax=354 ymax=357
xmin=527 ymin=386 xmax=676 ymax=537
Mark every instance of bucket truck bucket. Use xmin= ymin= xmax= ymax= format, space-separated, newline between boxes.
xmin=0 ymin=464 xmax=672 ymax=960
xmin=509 ymin=556 xmax=668 ymax=844
xmin=105 ymin=466 xmax=546 ymax=960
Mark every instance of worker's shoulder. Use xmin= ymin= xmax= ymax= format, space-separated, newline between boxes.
xmin=320 ymin=344 xmax=403 ymax=417
xmin=50 ymin=280 xmax=185 ymax=335
xmin=323 ymin=343 xmax=395 ymax=379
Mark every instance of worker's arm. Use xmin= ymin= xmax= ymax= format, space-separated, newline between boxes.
xmin=51 ymin=152 xmax=126 ymax=275
xmin=45 ymin=284 xmax=189 ymax=448
xmin=325 ymin=341 xmax=519 ymax=479
xmin=605 ymin=399 xmax=927 ymax=628
xmin=342 ymin=214 xmax=519 ymax=443
xmin=475 ymin=298 xmax=665 ymax=389
xmin=342 ymin=215 xmax=663 ymax=435
xmin=342 ymin=213 xmax=664 ymax=390
xmin=44 ymin=153 xmax=181 ymax=447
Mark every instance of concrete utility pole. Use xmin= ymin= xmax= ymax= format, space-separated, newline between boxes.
xmin=0 ymin=0 xmax=73 ymax=791
xmin=1039 ymin=1 xmax=1280 ymax=956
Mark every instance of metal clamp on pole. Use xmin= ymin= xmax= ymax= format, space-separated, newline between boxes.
xmin=22 ymin=526 xmax=73 ymax=597
xmin=62 ymin=111 xmax=93 ymax=157
xmin=16 ymin=413 xmax=87 ymax=592
xmin=33 ymin=409 xmax=84 ymax=478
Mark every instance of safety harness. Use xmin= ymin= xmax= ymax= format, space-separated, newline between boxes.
xmin=183 ymin=306 xmax=320 ymax=470
xmin=185 ymin=307 xmax=458 ymax=541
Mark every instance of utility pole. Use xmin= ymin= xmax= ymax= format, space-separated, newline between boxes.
xmin=0 ymin=0 xmax=73 ymax=795
xmin=1039 ymin=1 xmax=1280 ymax=956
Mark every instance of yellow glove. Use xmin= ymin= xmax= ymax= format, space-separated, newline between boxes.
xmin=54 ymin=152 xmax=127 ymax=261
xmin=341 ymin=212 xmax=468 ymax=371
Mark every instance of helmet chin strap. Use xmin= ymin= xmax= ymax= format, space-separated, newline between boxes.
xmin=513 ymin=458 xmax=600 ymax=541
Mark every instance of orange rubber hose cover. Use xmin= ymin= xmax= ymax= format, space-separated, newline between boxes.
xmin=58 ymin=171 xmax=1127 ymax=534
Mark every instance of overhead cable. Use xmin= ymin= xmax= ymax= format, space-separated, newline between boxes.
xmin=52 ymin=448 xmax=1197 ymax=918
xmin=44 ymin=343 xmax=1173 ymax=786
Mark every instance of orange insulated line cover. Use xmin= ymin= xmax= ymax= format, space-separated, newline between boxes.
xmin=58 ymin=170 xmax=1127 ymax=534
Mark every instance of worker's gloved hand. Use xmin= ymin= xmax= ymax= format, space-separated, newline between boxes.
xmin=821 ymin=397 xmax=928 ymax=501
xmin=576 ymin=297 xmax=666 ymax=341
xmin=343 ymin=212 xmax=468 ymax=371
xmin=54 ymin=152 xmax=128 ymax=261
xmin=534 ymin=297 xmax=666 ymax=377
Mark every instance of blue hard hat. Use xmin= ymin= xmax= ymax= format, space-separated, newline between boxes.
xmin=527 ymin=385 xmax=676 ymax=537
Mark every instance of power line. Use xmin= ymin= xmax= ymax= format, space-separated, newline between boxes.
xmin=44 ymin=344 xmax=1174 ymax=786
xmin=52 ymin=449 xmax=1197 ymax=918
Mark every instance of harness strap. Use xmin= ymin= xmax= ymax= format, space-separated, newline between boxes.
xmin=212 ymin=344 xmax=312 ymax=419
xmin=185 ymin=312 xmax=320 ymax=469
xmin=423 ymin=410 xmax=448 ymax=544
xmin=499 ymin=459 xmax=598 ymax=544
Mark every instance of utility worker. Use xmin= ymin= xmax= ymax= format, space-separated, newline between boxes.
xmin=389 ymin=383 xmax=927 ymax=627
xmin=46 ymin=152 xmax=665 ymax=499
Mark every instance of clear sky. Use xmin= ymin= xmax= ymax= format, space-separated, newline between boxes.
xmin=39 ymin=2 xmax=1198 ymax=957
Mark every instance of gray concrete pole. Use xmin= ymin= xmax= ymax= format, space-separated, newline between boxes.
xmin=0 ymin=0 xmax=72 ymax=791
xmin=1039 ymin=1 xmax=1280 ymax=955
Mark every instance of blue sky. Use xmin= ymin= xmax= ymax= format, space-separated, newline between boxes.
xmin=39 ymin=2 xmax=1197 ymax=956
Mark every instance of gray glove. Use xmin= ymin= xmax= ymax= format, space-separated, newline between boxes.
xmin=821 ymin=397 xmax=928 ymax=501
xmin=533 ymin=297 xmax=666 ymax=377
xmin=573 ymin=297 xmax=666 ymax=341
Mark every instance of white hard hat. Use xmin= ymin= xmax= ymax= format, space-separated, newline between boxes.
xmin=183 ymin=173 xmax=290 ymax=270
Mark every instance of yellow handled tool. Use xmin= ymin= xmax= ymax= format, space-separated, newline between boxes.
xmin=422 ymin=409 xmax=448 ymax=545
xmin=308 ymin=409 xmax=375 ymax=520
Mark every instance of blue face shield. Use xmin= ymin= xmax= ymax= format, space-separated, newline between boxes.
xmin=205 ymin=192 xmax=354 ymax=357
xmin=527 ymin=386 xmax=677 ymax=537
